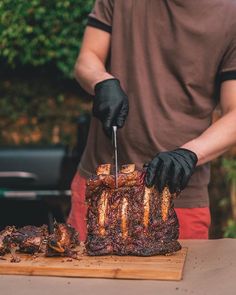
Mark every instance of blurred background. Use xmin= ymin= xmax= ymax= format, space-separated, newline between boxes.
xmin=0 ymin=0 xmax=235 ymax=238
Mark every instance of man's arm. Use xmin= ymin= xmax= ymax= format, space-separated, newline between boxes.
xmin=74 ymin=26 xmax=129 ymax=137
xmin=74 ymin=26 xmax=113 ymax=95
xmin=145 ymin=80 xmax=236 ymax=193
xmin=182 ymin=80 xmax=236 ymax=165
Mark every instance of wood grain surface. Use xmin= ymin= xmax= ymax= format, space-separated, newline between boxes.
xmin=0 ymin=247 xmax=187 ymax=281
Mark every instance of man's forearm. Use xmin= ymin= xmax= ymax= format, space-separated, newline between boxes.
xmin=74 ymin=52 xmax=113 ymax=95
xmin=182 ymin=109 xmax=236 ymax=166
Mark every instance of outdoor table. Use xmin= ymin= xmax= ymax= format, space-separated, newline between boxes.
xmin=1 ymin=239 xmax=236 ymax=295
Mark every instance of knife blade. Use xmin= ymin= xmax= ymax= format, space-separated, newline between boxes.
xmin=112 ymin=126 xmax=118 ymax=189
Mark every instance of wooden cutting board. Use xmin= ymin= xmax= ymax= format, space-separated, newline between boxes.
xmin=0 ymin=247 xmax=187 ymax=281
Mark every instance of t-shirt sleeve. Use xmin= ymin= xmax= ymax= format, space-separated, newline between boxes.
xmin=87 ymin=0 xmax=114 ymax=34
xmin=219 ymin=30 xmax=236 ymax=82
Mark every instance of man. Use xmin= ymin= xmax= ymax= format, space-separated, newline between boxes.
xmin=68 ymin=0 xmax=236 ymax=241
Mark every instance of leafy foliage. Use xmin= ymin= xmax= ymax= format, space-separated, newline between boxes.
xmin=221 ymin=157 xmax=236 ymax=238
xmin=224 ymin=219 xmax=236 ymax=238
xmin=222 ymin=158 xmax=236 ymax=182
xmin=0 ymin=0 xmax=94 ymax=78
xmin=0 ymin=68 xmax=92 ymax=145
xmin=0 ymin=0 xmax=94 ymax=145
xmin=209 ymin=158 xmax=231 ymax=238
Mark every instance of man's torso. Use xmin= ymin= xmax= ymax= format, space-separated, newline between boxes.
xmin=79 ymin=0 xmax=236 ymax=207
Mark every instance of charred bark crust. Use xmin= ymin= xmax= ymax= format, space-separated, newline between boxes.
xmin=4 ymin=225 xmax=48 ymax=254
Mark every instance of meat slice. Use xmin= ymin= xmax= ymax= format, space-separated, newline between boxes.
xmin=0 ymin=223 xmax=79 ymax=260
xmin=0 ymin=226 xmax=15 ymax=255
xmin=4 ymin=225 xmax=48 ymax=254
xmin=85 ymin=164 xmax=181 ymax=256
xmin=46 ymin=223 xmax=79 ymax=257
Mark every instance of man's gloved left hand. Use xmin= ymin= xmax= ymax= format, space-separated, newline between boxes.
xmin=145 ymin=148 xmax=198 ymax=194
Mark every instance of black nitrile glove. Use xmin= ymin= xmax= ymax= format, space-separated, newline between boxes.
xmin=93 ymin=78 xmax=129 ymax=137
xmin=145 ymin=148 xmax=198 ymax=194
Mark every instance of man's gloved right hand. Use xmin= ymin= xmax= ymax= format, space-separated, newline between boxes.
xmin=93 ymin=78 xmax=129 ymax=137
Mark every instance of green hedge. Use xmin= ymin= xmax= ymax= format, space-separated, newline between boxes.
xmin=0 ymin=0 xmax=94 ymax=78
xmin=0 ymin=0 xmax=94 ymax=146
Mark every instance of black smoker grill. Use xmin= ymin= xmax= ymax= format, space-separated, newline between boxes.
xmin=0 ymin=114 xmax=90 ymax=229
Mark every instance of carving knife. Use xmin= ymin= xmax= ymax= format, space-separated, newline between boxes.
xmin=112 ymin=126 xmax=118 ymax=188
